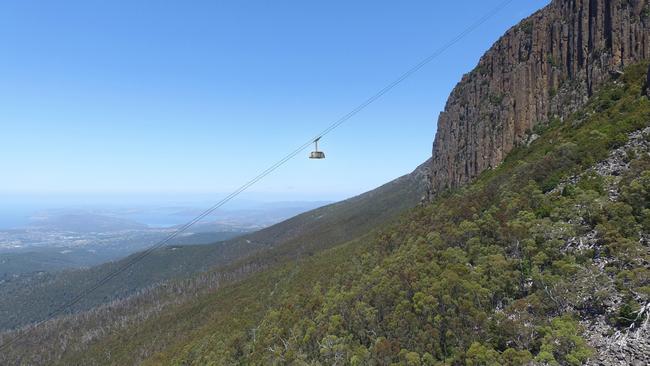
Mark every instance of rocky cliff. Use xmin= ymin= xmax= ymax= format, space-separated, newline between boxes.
xmin=429 ymin=0 xmax=650 ymax=196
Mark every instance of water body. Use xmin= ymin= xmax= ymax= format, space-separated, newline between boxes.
xmin=0 ymin=193 xmax=330 ymax=231
xmin=0 ymin=205 xmax=38 ymax=230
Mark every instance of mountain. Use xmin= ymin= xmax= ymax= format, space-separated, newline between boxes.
xmin=428 ymin=0 xmax=650 ymax=196
xmin=3 ymin=62 xmax=647 ymax=366
xmin=0 ymin=160 xmax=429 ymax=332
xmin=2 ymin=1 xmax=649 ymax=365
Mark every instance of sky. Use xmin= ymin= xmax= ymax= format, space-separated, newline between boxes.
xmin=0 ymin=0 xmax=550 ymax=203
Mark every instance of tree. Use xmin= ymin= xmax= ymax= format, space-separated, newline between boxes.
xmin=535 ymin=317 xmax=592 ymax=366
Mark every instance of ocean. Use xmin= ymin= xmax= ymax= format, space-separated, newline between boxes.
xmin=0 ymin=206 xmax=34 ymax=230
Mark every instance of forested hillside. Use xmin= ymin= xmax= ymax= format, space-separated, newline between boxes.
xmin=145 ymin=62 xmax=650 ymax=366
xmin=2 ymin=62 xmax=648 ymax=366
xmin=0 ymin=159 xmax=428 ymax=332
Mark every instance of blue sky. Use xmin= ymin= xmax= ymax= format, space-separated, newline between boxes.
xmin=0 ymin=0 xmax=550 ymax=202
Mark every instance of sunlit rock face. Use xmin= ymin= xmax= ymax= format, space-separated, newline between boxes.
xmin=428 ymin=0 xmax=650 ymax=198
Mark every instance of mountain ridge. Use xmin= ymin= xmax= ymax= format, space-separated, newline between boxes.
xmin=428 ymin=0 xmax=650 ymax=197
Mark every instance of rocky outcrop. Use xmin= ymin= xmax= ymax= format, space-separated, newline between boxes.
xmin=584 ymin=313 xmax=649 ymax=366
xmin=556 ymin=127 xmax=650 ymax=365
xmin=429 ymin=0 xmax=650 ymax=197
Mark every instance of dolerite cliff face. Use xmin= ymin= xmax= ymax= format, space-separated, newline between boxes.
xmin=429 ymin=0 xmax=650 ymax=196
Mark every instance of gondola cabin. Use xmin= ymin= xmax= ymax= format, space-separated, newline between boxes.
xmin=309 ymin=138 xmax=325 ymax=159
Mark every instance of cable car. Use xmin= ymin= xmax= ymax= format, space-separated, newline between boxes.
xmin=309 ymin=137 xmax=325 ymax=159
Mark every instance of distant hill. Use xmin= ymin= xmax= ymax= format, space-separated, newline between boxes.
xmin=29 ymin=213 xmax=147 ymax=233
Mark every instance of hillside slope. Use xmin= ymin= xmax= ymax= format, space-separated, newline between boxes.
xmin=148 ymin=63 xmax=650 ymax=366
xmin=0 ymin=159 xmax=429 ymax=332
xmin=145 ymin=62 xmax=650 ymax=366
xmin=429 ymin=0 xmax=650 ymax=196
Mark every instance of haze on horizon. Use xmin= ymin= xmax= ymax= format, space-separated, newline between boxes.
xmin=1 ymin=0 xmax=550 ymax=202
